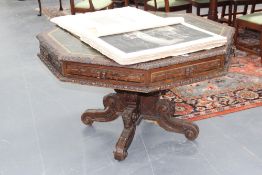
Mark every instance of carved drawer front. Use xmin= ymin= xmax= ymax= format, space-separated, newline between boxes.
xmin=151 ymin=56 xmax=224 ymax=83
xmin=64 ymin=63 xmax=145 ymax=83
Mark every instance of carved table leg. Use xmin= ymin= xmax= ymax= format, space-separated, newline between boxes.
xmin=156 ymin=99 xmax=199 ymax=140
xmin=81 ymin=93 xmax=123 ymax=125
xmin=114 ymin=106 xmax=138 ymax=160
xmin=81 ymin=91 xmax=141 ymax=161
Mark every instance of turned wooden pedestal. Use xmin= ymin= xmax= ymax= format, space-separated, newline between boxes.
xmin=81 ymin=90 xmax=199 ymax=160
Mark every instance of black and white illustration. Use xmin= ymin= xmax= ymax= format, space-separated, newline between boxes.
xmin=101 ymin=24 xmax=213 ymax=53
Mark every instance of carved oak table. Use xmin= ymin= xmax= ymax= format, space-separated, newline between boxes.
xmin=37 ymin=14 xmax=234 ymax=161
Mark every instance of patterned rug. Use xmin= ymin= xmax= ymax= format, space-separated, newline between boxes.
xmin=163 ymin=55 xmax=262 ymax=121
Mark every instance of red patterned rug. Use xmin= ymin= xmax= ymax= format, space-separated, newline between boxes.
xmin=164 ymin=55 xmax=262 ymax=121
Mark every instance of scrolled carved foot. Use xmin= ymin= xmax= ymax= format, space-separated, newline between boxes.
xmin=114 ymin=148 xmax=128 ymax=161
xmin=156 ymin=99 xmax=199 ymax=141
xmin=81 ymin=115 xmax=94 ymax=126
xmin=184 ymin=123 xmax=199 ymax=141
xmin=81 ymin=93 xmax=123 ymax=126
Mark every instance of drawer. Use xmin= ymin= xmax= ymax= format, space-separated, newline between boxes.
xmin=63 ymin=63 xmax=145 ymax=83
xmin=151 ymin=55 xmax=224 ymax=83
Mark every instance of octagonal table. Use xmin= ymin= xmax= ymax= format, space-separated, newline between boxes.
xmin=37 ymin=13 xmax=234 ymax=161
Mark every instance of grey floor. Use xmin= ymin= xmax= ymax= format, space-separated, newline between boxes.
xmin=0 ymin=0 xmax=262 ymax=175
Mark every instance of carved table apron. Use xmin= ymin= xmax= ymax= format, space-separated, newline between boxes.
xmin=37 ymin=14 xmax=235 ymax=161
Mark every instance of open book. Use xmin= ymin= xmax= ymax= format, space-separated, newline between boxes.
xmin=51 ymin=7 xmax=227 ymax=65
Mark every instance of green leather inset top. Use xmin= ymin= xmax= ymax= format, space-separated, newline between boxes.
xmin=147 ymin=0 xmax=190 ymax=8
xmin=238 ymin=13 xmax=262 ymax=25
xmin=75 ymin=0 xmax=112 ymax=10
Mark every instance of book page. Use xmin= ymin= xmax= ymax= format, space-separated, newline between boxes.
xmin=50 ymin=7 xmax=227 ymax=65
xmin=50 ymin=7 xmax=184 ymax=37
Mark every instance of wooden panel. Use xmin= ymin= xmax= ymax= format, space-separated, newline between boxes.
xmin=61 ymin=55 xmax=225 ymax=90
xmin=64 ymin=62 xmax=146 ymax=83
xmin=151 ymin=55 xmax=224 ymax=83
